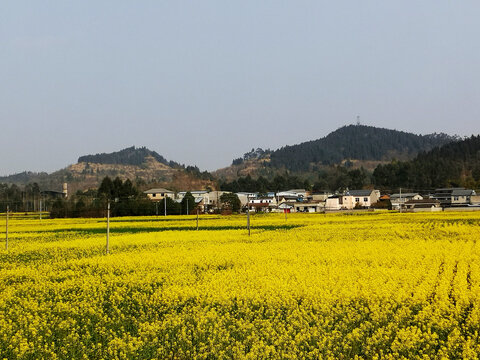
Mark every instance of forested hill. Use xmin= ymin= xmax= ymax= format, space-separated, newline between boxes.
xmin=373 ymin=135 xmax=480 ymax=190
xmin=0 ymin=146 xmax=216 ymax=193
xmin=269 ymin=125 xmax=454 ymax=171
xmin=78 ymin=146 xmax=182 ymax=168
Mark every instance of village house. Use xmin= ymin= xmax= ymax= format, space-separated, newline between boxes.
xmin=433 ymin=188 xmax=477 ymax=207
xmin=308 ymin=193 xmax=331 ymax=202
xmin=176 ymin=191 xmax=209 ymax=211
xmin=325 ymin=195 xmax=341 ymax=211
xmin=248 ymin=197 xmax=278 ymax=212
xmin=390 ymin=193 xmax=423 ymax=210
xmin=236 ymin=192 xmax=258 ymax=207
xmin=176 ymin=190 xmax=208 ymax=200
xmin=277 ymin=202 xmax=294 ymax=213
xmin=201 ymin=191 xmax=231 ymax=212
xmin=340 ymin=189 xmax=381 ymax=210
xmin=276 ymin=189 xmax=307 ymax=201
xmin=405 ymin=198 xmax=441 ymax=211
xmin=471 ymin=195 xmax=480 ymax=206
xmin=143 ymin=188 xmax=175 ymax=201
xmin=292 ymin=201 xmax=324 ymax=213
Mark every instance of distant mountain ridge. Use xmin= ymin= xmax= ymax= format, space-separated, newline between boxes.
xmin=78 ymin=146 xmax=182 ymax=168
xmin=214 ymin=124 xmax=456 ymax=180
xmin=0 ymin=126 xmax=463 ymax=192
xmin=0 ymin=146 xmax=214 ymax=193
xmin=269 ymin=125 xmax=455 ymax=171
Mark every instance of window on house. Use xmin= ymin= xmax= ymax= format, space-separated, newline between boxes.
xmin=454 ymin=197 xmax=459 ymax=201
xmin=355 ymin=198 xmax=360 ymax=202
xmin=364 ymin=197 xmax=368 ymax=202
xmin=152 ymin=194 xmax=156 ymax=197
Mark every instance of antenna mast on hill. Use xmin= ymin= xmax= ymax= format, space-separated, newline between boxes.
xmin=356 ymin=115 xmax=361 ymax=126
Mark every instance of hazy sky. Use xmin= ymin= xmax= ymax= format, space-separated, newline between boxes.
xmin=1 ymin=1 xmax=480 ymax=176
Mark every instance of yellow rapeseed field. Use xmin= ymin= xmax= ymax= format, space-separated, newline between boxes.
xmin=1 ymin=211 xmax=480 ymax=359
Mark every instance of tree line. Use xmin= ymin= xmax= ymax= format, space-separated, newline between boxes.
xmin=0 ymin=182 xmax=44 ymax=212
xmin=49 ymin=177 xmax=201 ymax=218
xmin=373 ymin=135 xmax=480 ymax=190
xmin=219 ymin=167 xmax=372 ymax=193
xmin=78 ymin=146 xmax=183 ymax=168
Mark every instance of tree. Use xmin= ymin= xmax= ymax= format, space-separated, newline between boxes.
xmin=160 ymin=197 xmax=180 ymax=215
xmin=181 ymin=192 xmax=195 ymax=215
xmin=50 ymin=198 xmax=67 ymax=218
xmin=120 ymin=179 xmax=138 ymax=198
xmin=75 ymin=199 xmax=86 ymax=216
xmin=112 ymin=177 xmax=123 ymax=199
xmin=347 ymin=168 xmax=369 ymax=189
xmin=98 ymin=176 xmax=114 ymax=200
xmin=220 ymin=193 xmax=241 ymax=213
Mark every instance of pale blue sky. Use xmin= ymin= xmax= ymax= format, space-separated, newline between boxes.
xmin=1 ymin=1 xmax=480 ymax=175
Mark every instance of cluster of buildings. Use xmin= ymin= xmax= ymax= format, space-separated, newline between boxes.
xmin=144 ymin=187 xmax=480 ymax=213
xmin=388 ymin=188 xmax=480 ymax=211
xmin=144 ymin=188 xmax=228 ymax=212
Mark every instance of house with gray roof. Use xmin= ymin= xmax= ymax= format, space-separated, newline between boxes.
xmin=390 ymin=193 xmax=423 ymax=210
xmin=405 ymin=198 xmax=441 ymax=211
xmin=433 ymin=188 xmax=477 ymax=206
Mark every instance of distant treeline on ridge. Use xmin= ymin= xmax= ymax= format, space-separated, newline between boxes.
xmin=78 ymin=146 xmax=183 ymax=168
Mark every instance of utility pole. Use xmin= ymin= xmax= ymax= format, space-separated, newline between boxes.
xmin=399 ymin=187 xmax=402 ymax=213
xmin=39 ymin=198 xmax=42 ymax=220
xmin=106 ymin=201 xmax=110 ymax=254
xmin=164 ymin=197 xmax=167 ymax=216
xmin=5 ymin=205 xmax=9 ymax=251
xmin=246 ymin=195 xmax=251 ymax=236
xmin=196 ymin=208 xmax=199 ymax=230
xmin=186 ymin=198 xmax=189 ymax=216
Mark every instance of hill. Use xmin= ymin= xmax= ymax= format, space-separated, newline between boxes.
xmin=78 ymin=146 xmax=182 ymax=168
xmin=373 ymin=135 xmax=480 ymax=190
xmin=269 ymin=125 xmax=454 ymax=172
xmin=215 ymin=125 xmax=455 ymax=181
xmin=0 ymin=146 xmax=215 ymax=193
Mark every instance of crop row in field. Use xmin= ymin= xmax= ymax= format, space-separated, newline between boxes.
xmin=1 ymin=212 xmax=480 ymax=359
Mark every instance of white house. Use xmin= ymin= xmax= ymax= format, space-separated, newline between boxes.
xmin=176 ymin=190 xmax=208 ymax=200
xmin=236 ymin=192 xmax=257 ymax=207
xmin=309 ymin=193 xmax=331 ymax=202
xmin=201 ymin=191 xmax=231 ymax=211
xmin=277 ymin=189 xmax=307 ymax=199
xmin=176 ymin=191 xmax=209 ymax=211
xmin=325 ymin=196 xmax=341 ymax=211
xmin=340 ymin=189 xmax=381 ymax=210
xmin=292 ymin=201 xmax=324 ymax=213
xmin=248 ymin=197 xmax=277 ymax=212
